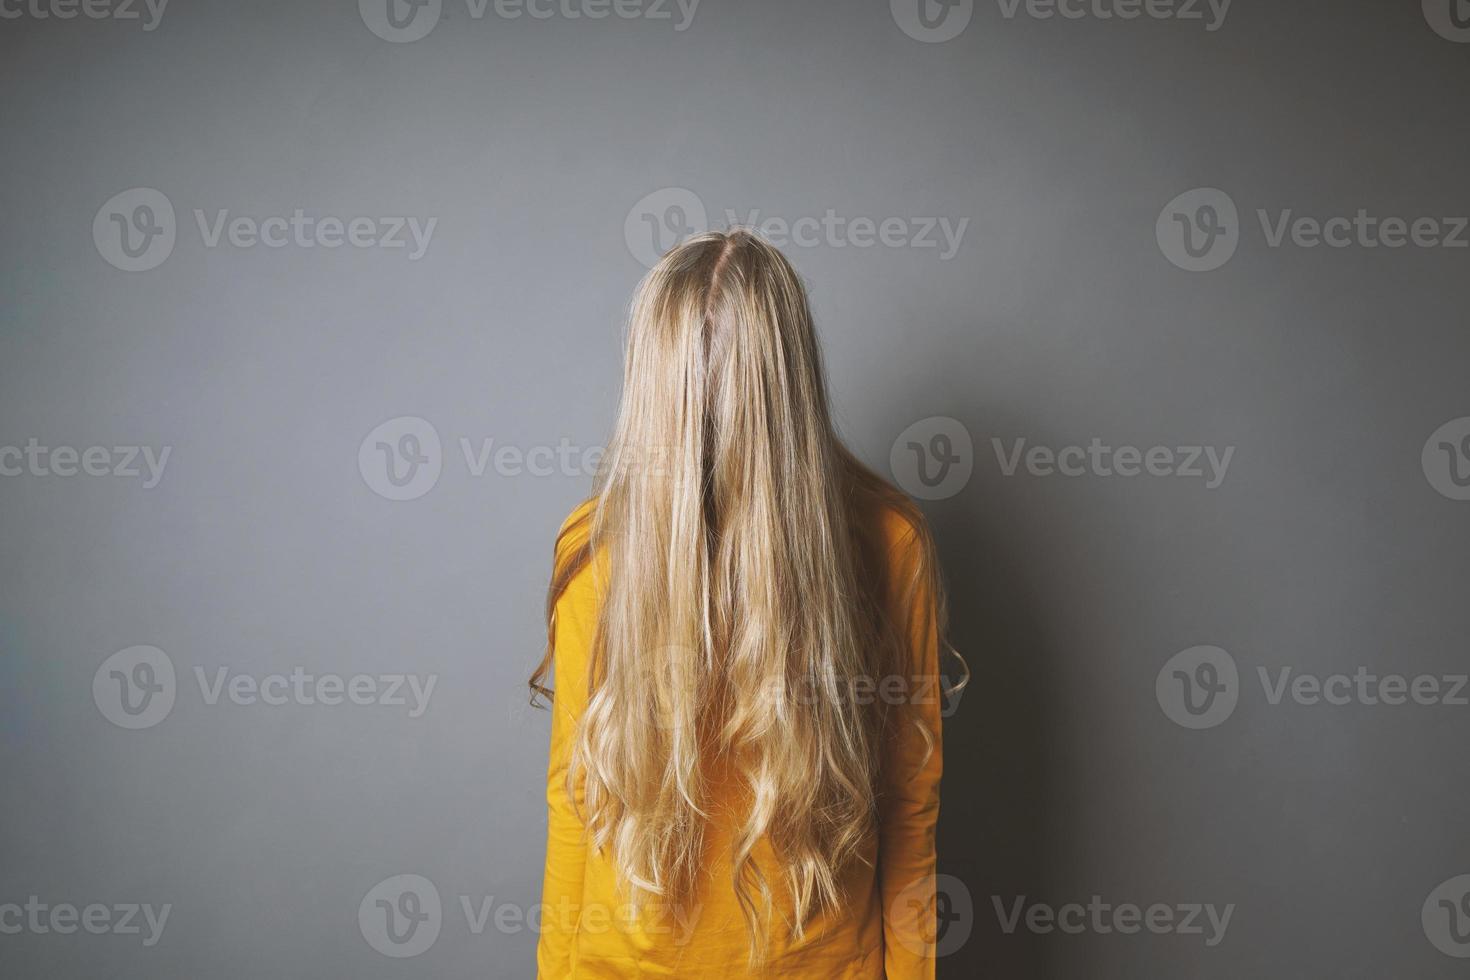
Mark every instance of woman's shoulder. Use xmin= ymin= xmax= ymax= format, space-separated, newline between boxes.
xmin=554 ymin=497 xmax=597 ymax=558
xmin=867 ymin=492 xmax=930 ymax=571
xmin=551 ymin=491 xmax=928 ymax=585
xmin=550 ymin=498 xmax=602 ymax=608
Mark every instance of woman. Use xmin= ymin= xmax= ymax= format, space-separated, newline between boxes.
xmin=530 ymin=230 xmax=960 ymax=978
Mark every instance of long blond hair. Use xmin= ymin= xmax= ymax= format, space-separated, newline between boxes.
xmin=530 ymin=230 xmax=957 ymax=962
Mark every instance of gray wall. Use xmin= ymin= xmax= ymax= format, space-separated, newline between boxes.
xmin=3 ymin=0 xmax=1469 ymax=976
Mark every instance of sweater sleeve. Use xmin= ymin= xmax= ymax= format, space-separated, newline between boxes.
xmin=536 ymin=543 xmax=594 ymax=977
xmin=878 ymin=524 xmax=944 ymax=980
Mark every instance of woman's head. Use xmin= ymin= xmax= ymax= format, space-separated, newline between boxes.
xmin=531 ymin=229 xmax=950 ymax=962
xmin=609 ymin=230 xmax=839 ymax=515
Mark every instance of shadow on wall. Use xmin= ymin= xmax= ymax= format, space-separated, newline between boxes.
xmin=891 ymin=387 xmax=1079 ymax=979
xmin=930 ymin=485 xmax=1052 ymax=979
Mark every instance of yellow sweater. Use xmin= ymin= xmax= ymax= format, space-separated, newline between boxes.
xmin=537 ymin=500 xmax=943 ymax=978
